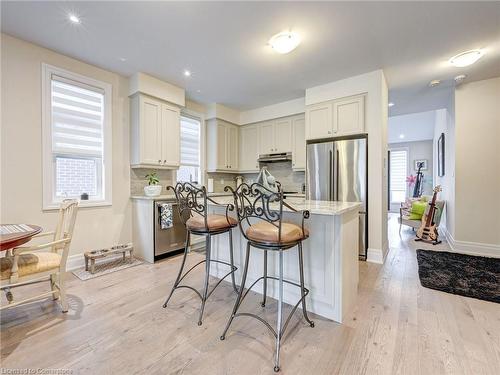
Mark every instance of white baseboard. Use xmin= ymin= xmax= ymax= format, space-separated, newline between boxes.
xmin=443 ymin=228 xmax=500 ymax=258
xmin=367 ymin=248 xmax=384 ymax=264
xmin=66 ymin=254 xmax=86 ymax=271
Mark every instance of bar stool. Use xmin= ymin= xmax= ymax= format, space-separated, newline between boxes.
xmin=220 ymin=182 xmax=314 ymax=372
xmin=163 ymin=182 xmax=238 ymax=326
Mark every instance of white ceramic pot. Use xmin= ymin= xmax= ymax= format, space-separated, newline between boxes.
xmin=144 ymin=185 xmax=162 ymax=197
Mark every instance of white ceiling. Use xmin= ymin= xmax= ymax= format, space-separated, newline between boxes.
xmin=388 ymin=110 xmax=436 ymax=144
xmin=2 ymin=2 xmax=499 ymax=116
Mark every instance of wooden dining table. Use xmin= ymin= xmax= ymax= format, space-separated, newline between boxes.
xmin=0 ymin=224 xmax=42 ymax=251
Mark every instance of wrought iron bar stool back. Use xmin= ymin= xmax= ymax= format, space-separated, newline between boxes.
xmin=163 ymin=182 xmax=238 ymax=325
xmin=221 ymin=182 xmax=314 ymax=372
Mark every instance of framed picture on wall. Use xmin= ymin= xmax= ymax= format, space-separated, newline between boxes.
xmin=414 ymin=159 xmax=428 ymax=171
xmin=438 ymin=133 xmax=445 ymax=177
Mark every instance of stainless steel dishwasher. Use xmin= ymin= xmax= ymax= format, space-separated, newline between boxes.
xmin=154 ymin=200 xmax=187 ymax=258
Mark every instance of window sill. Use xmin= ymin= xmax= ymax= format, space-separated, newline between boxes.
xmin=43 ymin=200 xmax=112 ymax=211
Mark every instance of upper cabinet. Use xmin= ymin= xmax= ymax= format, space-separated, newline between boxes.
xmin=306 ymin=94 xmax=365 ymax=140
xmin=292 ymin=116 xmax=306 ymax=170
xmin=259 ymin=119 xmax=292 ymax=154
xmin=207 ymin=119 xmax=239 ymax=173
xmin=130 ymin=94 xmax=180 ymax=169
xmin=239 ymin=125 xmax=260 ymax=172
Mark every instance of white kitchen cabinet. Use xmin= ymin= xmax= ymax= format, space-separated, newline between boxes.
xmin=305 ymin=94 xmax=365 ymax=140
xmin=333 ymin=96 xmax=365 ymax=136
xmin=259 ymin=121 xmax=275 ymax=154
xmin=239 ymin=125 xmax=260 ymax=172
xmin=306 ymin=102 xmax=333 ymax=140
xmin=292 ymin=116 xmax=306 ymax=170
xmin=259 ymin=119 xmax=292 ymax=154
xmin=130 ymin=94 xmax=181 ymax=169
xmin=207 ymin=119 xmax=239 ymax=173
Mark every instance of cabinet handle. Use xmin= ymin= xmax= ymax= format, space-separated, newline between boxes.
xmin=163 ymin=160 xmax=167 ymax=164
xmin=158 ymin=159 xmax=161 ymax=163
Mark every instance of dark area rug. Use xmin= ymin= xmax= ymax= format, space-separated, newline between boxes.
xmin=416 ymin=249 xmax=500 ymax=304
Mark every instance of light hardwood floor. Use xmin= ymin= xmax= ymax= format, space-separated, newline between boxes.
xmin=1 ymin=214 xmax=499 ymax=374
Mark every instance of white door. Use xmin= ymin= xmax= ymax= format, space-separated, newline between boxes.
xmin=227 ymin=125 xmax=239 ymax=170
xmin=333 ymin=96 xmax=364 ymax=135
xmin=306 ymin=102 xmax=333 ymax=140
xmin=292 ymin=117 xmax=306 ymax=170
xmin=161 ymin=104 xmax=180 ymax=167
xmin=216 ymin=122 xmax=228 ymax=170
xmin=274 ymin=118 xmax=292 ymax=153
xmin=239 ymin=125 xmax=259 ymax=171
xmin=140 ymin=96 xmax=162 ymax=165
xmin=260 ymin=122 xmax=275 ymax=154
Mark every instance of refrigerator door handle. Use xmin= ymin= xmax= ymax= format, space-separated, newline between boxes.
xmin=335 ymin=149 xmax=340 ymax=201
xmin=329 ymin=150 xmax=333 ymax=201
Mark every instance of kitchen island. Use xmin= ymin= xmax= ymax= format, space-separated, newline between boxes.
xmin=207 ymin=197 xmax=361 ymax=323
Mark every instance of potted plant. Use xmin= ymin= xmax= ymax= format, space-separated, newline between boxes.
xmin=144 ymin=172 xmax=162 ymax=197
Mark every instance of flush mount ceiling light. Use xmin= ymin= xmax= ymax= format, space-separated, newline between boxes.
xmin=183 ymin=70 xmax=191 ymax=77
xmin=388 ymin=102 xmax=395 ymax=107
xmin=68 ymin=14 xmax=80 ymax=24
xmin=449 ymin=49 xmax=484 ymax=67
xmin=269 ymin=31 xmax=301 ymax=54
xmin=429 ymin=79 xmax=441 ymax=88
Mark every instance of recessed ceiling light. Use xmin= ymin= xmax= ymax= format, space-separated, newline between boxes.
xmin=388 ymin=102 xmax=395 ymax=107
xmin=449 ymin=49 xmax=484 ymax=67
xmin=183 ymin=70 xmax=191 ymax=77
xmin=399 ymin=134 xmax=405 ymax=139
xmin=196 ymin=89 xmax=201 ymax=93
xmin=429 ymin=79 xmax=441 ymax=87
xmin=454 ymin=74 xmax=467 ymax=84
xmin=119 ymin=57 xmax=127 ymax=62
xmin=269 ymin=31 xmax=301 ymax=54
xmin=68 ymin=14 xmax=80 ymax=24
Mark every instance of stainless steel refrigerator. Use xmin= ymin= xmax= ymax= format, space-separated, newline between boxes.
xmin=306 ymin=136 xmax=368 ymax=259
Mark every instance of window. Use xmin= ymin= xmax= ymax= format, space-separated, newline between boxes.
xmin=177 ymin=116 xmax=202 ymax=183
xmin=389 ymin=149 xmax=408 ymax=203
xmin=42 ymin=64 xmax=112 ymax=209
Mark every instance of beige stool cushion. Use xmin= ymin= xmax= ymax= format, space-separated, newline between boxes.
xmin=186 ymin=214 xmax=237 ymax=232
xmin=1 ymin=252 xmax=61 ymax=280
xmin=246 ymin=222 xmax=309 ymax=244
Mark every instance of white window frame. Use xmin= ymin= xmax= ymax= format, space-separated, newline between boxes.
xmin=389 ymin=146 xmax=409 ymax=208
xmin=42 ymin=63 xmax=112 ymax=210
xmin=177 ymin=109 xmax=206 ymax=185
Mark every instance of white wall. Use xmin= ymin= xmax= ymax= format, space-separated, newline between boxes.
xmin=305 ymin=70 xmax=389 ymax=263
xmin=454 ymin=77 xmax=500 ymax=249
xmin=388 ymin=110 xmax=435 ymax=143
xmin=1 ymin=34 xmax=132 ymax=258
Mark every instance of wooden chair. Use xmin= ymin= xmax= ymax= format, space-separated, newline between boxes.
xmin=0 ymin=199 xmax=78 ymax=312
xmin=220 ymin=182 xmax=314 ymax=372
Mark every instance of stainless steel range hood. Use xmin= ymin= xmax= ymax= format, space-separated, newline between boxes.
xmin=258 ymin=152 xmax=292 ymax=163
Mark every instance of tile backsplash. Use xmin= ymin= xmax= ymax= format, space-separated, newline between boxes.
xmin=242 ymin=161 xmax=305 ymax=192
xmin=130 ymin=168 xmax=175 ymax=195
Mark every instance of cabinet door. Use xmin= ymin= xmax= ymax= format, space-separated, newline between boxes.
xmin=305 ymin=102 xmax=333 ymax=140
xmin=161 ymin=104 xmax=180 ymax=167
xmin=292 ymin=117 xmax=306 ymax=170
xmin=274 ymin=119 xmax=292 ymax=153
xmin=333 ymin=96 xmax=365 ymax=136
xmin=239 ymin=125 xmax=260 ymax=171
xmin=260 ymin=122 xmax=275 ymax=154
xmin=227 ymin=125 xmax=239 ymax=170
xmin=216 ymin=123 xmax=228 ymax=170
xmin=140 ymin=96 xmax=162 ymax=165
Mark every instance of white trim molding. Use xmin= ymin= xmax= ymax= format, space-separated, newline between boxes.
xmin=66 ymin=253 xmax=86 ymax=271
xmin=443 ymin=228 xmax=500 ymax=258
xmin=367 ymin=247 xmax=385 ymax=264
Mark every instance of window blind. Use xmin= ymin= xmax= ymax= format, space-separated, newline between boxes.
xmin=51 ymin=76 xmax=104 ymax=158
xmin=180 ymin=117 xmax=200 ymax=166
xmin=390 ymin=150 xmax=408 ymax=192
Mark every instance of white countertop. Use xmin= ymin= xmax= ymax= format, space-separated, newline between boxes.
xmin=130 ymin=192 xmax=233 ymax=200
xmin=208 ymin=196 xmax=362 ymax=216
